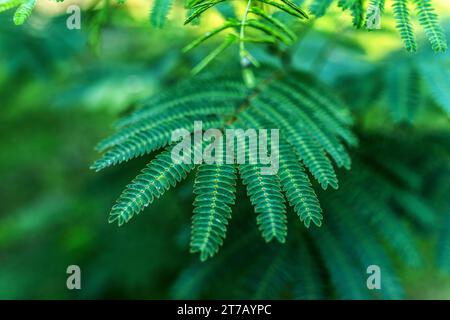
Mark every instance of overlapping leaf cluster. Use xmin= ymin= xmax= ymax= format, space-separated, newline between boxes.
xmin=92 ymin=70 xmax=355 ymax=260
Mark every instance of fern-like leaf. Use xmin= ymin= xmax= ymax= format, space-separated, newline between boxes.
xmin=239 ymin=162 xmax=287 ymax=243
xmin=251 ymin=97 xmax=339 ymax=190
xmin=237 ymin=127 xmax=288 ymax=243
xmin=96 ymin=94 xmax=242 ymax=152
xmin=284 ymin=74 xmax=355 ymax=129
xmin=150 ymin=0 xmax=174 ymax=28
xmin=350 ymin=0 xmax=364 ymax=29
xmin=108 ymin=144 xmax=199 ymax=226
xmin=392 ymin=0 xmax=417 ymax=52
xmin=239 ymin=111 xmax=324 ymax=228
xmin=269 ymin=81 xmax=352 ymax=168
xmin=13 ymin=0 xmax=35 ymax=25
xmin=0 ymin=0 xmax=22 ymax=13
xmin=337 ymin=0 xmax=356 ymax=10
xmin=418 ymin=59 xmax=450 ymax=114
xmin=91 ymin=78 xmax=249 ymax=169
xmin=191 ymin=163 xmax=237 ymax=261
xmin=414 ymin=0 xmax=447 ymax=52
xmin=115 ymin=78 xmax=248 ymax=128
xmin=95 ymin=71 xmax=356 ymax=256
xmin=278 ymin=140 xmax=323 ymax=227
xmin=91 ymin=117 xmax=223 ymax=171
xmin=385 ymin=58 xmax=421 ymax=122
xmin=309 ymin=0 xmax=334 ymax=18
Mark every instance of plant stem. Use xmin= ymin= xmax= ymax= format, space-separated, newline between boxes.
xmin=239 ymin=0 xmax=253 ymax=63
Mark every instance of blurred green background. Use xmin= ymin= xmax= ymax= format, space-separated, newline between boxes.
xmin=0 ymin=0 xmax=449 ymax=299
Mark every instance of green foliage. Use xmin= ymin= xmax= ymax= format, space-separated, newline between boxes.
xmin=394 ymin=51 xmax=450 ymax=119
xmin=91 ymin=78 xmax=247 ymax=170
xmin=1 ymin=0 xmax=447 ymax=57
xmin=13 ymin=0 xmax=35 ymax=25
xmin=418 ymin=52 xmax=450 ymax=114
xmin=108 ymin=145 xmax=197 ymax=226
xmin=170 ymin=131 xmax=449 ymax=299
xmin=191 ymin=164 xmax=237 ymax=261
xmin=369 ymin=0 xmax=385 ymax=10
xmin=312 ymin=225 xmax=370 ymax=299
xmin=349 ymin=0 xmax=365 ymax=28
xmin=238 ymin=142 xmax=288 ymax=243
xmin=393 ymin=0 xmax=417 ymax=52
xmin=385 ymin=57 xmax=421 ymax=122
xmin=391 ymin=0 xmax=447 ymax=52
xmin=291 ymin=235 xmax=324 ymax=299
xmin=309 ymin=0 xmax=447 ymax=52
xmin=414 ymin=0 xmax=447 ymax=52
xmin=150 ymin=0 xmax=174 ymax=28
xmin=366 ymin=0 xmax=384 ymax=27
xmin=0 ymin=0 xmax=22 ymax=13
xmin=337 ymin=0 xmax=366 ymax=28
xmin=309 ymin=0 xmax=334 ymax=17
xmin=335 ymin=42 xmax=450 ymax=122
xmin=93 ymin=70 xmax=354 ymax=260
xmin=278 ymin=139 xmax=323 ymax=228
xmin=191 ymin=34 xmax=237 ymax=75
xmin=2 ymin=0 xmax=450 ymax=300
xmin=182 ymin=0 xmax=309 ymax=75
xmin=91 ymin=116 xmax=223 ymax=170
xmin=324 ymin=196 xmax=404 ymax=299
